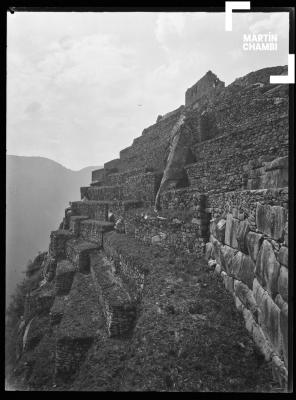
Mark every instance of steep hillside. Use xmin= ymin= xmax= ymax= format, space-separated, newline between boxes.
xmin=5 ymin=66 xmax=290 ymax=392
xmin=6 ymin=156 xmax=100 ymax=304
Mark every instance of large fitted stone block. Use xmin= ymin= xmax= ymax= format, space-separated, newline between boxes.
xmin=252 ymin=323 xmax=274 ymax=361
xmin=242 ymin=307 xmax=254 ymax=333
xmin=263 ymin=156 xmax=288 ymax=189
xmin=257 ymin=293 xmax=281 ymax=355
xmin=240 ymin=254 xmax=256 ymax=289
xmin=277 ymin=266 xmax=288 ymax=302
xmin=265 ymin=156 xmax=288 ymax=172
xmin=220 ymin=245 xmax=238 ymax=274
xmin=256 ymin=203 xmax=287 ymax=241
xmin=271 ymin=355 xmax=288 ymax=388
xmin=224 ymin=214 xmax=239 ymax=249
xmin=274 ymin=293 xmax=285 ymax=310
xmin=205 ymin=242 xmax=214 ymax=260
xmin=284 ymin=221 xmax=288 ymax=246
xmin=229 ymin=251 xmax=243 ymax=278
xmin=263 ymin=168 xmax=288 ymax=189
xmin=210 ymin=220 xmax=216 ymax=236
xmin=216 ymin=218 xmax=226 ymax=244
xmin=233 ymin=280 xmax=258 ymax=315
xmin=255 ymin=240 xmax=280 ymax=297
xmin=278 ymin=246 xmax=288 ymax=267
xmin=253 ymin=278 xmax=267 ymax=307
xmin=246 ymin=231 xmax=263 ymax=263
xmin=210 ymin=235 xmax=223 ymax=266
xmin=222 ymin=274 xmax=234 ymax=293
xmin=236 ymin=220 xmax=250 ymax=254
xmin=233 ymin=294 xmax=244 ymax=312
xmin=279 ymin=303 xmax=288 ymax=366
xmin=230 ymin=252 xmax=255 ymax=289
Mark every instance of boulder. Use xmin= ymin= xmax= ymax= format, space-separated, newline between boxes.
xmin=225 ymin=214 xmax=239 ymax=249
xmin=154 ymin=114 xmax=193 ymax=210
xmin=255 ymin=240 xmax=280 ymax=297
xmin=246 ymin=231 xmax=263 ymax=263
xmin=256 ymin=203 xmax=287 ymax=241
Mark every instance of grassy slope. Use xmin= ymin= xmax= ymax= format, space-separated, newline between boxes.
xmin=71 ymin=237 xmax=278 ymax=392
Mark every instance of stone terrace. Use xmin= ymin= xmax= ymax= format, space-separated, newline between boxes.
xmin=13 ymin=66 xmax=289 ymax=391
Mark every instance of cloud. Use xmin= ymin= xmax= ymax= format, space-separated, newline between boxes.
xmin=155 ymin=13 xmax=186 ymax=49
xmin=7 ymin=12 xmax=290 ymax=169
xmin=249 ymin=13 xmax=289 ymax=38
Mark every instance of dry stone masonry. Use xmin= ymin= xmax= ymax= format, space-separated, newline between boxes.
xmin=12 ymin=66 xmax=289 ymax=390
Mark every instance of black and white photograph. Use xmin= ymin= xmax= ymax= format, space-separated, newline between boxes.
xmin=5 ymin=4 xmax=294 ymax=392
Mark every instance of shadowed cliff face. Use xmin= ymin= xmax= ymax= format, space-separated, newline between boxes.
xmin=6 ymin=155 xmax=100 ymax=305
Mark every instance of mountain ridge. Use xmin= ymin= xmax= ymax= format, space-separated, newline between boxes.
xmin=6 ymin=155 xmax=101 ymax=304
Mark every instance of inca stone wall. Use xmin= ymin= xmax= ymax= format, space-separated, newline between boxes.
xmin=90 ymin=252 xmax=137 ymax=338
xmin=185 ymin=121 xmax=288 ymax=193
xmin=71 ymin=201 xmax=109 ymax=221
xmin=204 ymin=187 xmax=288 ymax=385
xmin=123 ymin=172 xmax=162 ymax=204
xmin=126 ymin=215 xmax=205 ymax=257
xmin=49 ymin=230 xmax=74 ymax=260
xmin=119 ymin=107 xmax=184 ymax=173
xmin=185 ymin=70 xmax=225 ymax=107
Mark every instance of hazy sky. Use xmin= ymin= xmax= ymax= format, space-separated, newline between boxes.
xmin=7 ymin=11 xmax=289 ymax=170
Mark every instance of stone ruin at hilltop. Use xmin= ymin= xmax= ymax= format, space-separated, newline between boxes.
xmin=9 ymin=65 xmax=289 ymax=391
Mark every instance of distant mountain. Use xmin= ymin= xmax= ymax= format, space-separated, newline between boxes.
xmin=6 ymin=155 xmax=101 ymax=305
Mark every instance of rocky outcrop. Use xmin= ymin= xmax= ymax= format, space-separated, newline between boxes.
xmin=154 ymin=113 xmax=196 ymax=210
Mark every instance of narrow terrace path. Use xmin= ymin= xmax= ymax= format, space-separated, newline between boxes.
xmin=70 ymin=241 xmax=279 ymax=392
